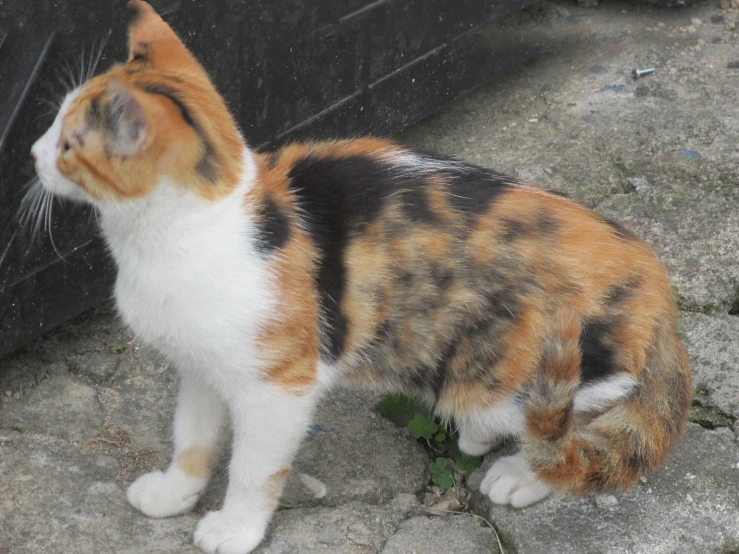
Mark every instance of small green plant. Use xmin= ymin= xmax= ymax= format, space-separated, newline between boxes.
xmin=377 ymin=393 xmax=485 ymax=490
xmin=454 ymin=452 xmax=482 ymax=476
xmin=429 ymin=458 xmax=454 ymax=489
xmin=408 ymin=413 xmax=439 ymax=439
xmin=110 ymin=341 xmax=124 ymax=353
xmin=376 ymin=394 xmax=432 ymax=427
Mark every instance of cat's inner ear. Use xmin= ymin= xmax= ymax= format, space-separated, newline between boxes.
xmin=126 ymin=0 xmax=203 ymax=75
xmin=103 ymin=79 xmax=148 ymax=157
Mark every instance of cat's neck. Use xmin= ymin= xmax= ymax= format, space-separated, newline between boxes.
xmin=98 ymin=149 xmax=258 ymax=264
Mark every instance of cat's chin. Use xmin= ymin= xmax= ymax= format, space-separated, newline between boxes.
xmin=38 ymin=176 xmax=93 ymax=205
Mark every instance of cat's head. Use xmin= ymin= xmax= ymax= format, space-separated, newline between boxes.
xmin=31 ymin=0 xmax=244 ymax=205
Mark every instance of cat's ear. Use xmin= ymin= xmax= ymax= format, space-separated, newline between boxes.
xmin=104 ymin=78 xmax=148 ymax=157
xmin=126 ymin=0 xmax=204 ymax=75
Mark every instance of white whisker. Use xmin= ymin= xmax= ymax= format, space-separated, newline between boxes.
xmin=89 ymin=31 xmax=111 ymax=81
xmin=46 ymin=194 xmax=68 ymax=262
xmin=78 ymin=43 xmax=86 ymax=88
xmin=63 ymin=61 xmax=77 ymax=90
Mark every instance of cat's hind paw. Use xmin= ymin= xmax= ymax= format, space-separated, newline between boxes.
xmin=194 ymin=510 xmax=266 ymax=554
xmin=127 ymin=469 xmax=203 ymax=518
xmin=480 ymin=452 xmax=552 ymax=508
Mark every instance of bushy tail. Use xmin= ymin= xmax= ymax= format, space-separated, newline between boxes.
xmin=524 ymin=309 xmax=692 ymax=494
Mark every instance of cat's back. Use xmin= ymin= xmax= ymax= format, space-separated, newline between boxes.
xmin=254 ymin=139 xmax=679 ymax=390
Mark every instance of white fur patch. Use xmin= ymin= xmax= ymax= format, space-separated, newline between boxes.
xmin=458 ymin=395 xmax=526 ymax=456
xmin=480 ymin=451 xmax=552 ymax=508
xmin=32 ymin=90 xmax=91 ymax=203
xmin=574 ymin=374 xmax=637 ymax=413
xmin=127 ymin=468 xmax=207 ymax=518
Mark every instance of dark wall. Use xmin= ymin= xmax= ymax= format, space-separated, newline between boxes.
xmin=0 ymin=0 xmax=541 ymax=358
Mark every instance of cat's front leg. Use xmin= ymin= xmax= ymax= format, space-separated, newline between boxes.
xmin=193 ymin=383 xmax=319 ymax=554
xmin=128 ymin=372 xmax=227 ymax=518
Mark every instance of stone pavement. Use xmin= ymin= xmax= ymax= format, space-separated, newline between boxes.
xmin=1 ymin=1 xmax=738 ymax=552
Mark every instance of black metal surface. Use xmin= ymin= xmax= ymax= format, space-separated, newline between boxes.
xmin=0 ymin=0 xmax=541 ymax=358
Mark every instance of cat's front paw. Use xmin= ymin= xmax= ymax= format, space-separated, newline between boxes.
xmin=480 ymin=452 xmax=552 ymax=508
xmin=127 ymin=469 xmax=204 ymax=518
xmin=194 ymin=510 xmax=266 ymax=554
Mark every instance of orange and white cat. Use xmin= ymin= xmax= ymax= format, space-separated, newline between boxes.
xmin=29 ymin=2 xmax=692 ymax=553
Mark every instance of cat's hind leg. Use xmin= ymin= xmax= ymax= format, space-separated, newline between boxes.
xmin=128 ymin=372 xmax=227 ymax=518
xmin=460 ymin=395 xmax=552 ymax=507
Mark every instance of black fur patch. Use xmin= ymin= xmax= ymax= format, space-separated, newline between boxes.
xmin=445 ymin=165 xmax=512 ymax=216
xmin=604 ymin=277 xmax=638 ymax=306
xmin=536 ymin=212 xmax=560 ymax=236
xmin=402 ymin=188 xmax=438 ymax=223
xmin=126 ymin=1 xmax=144 ymax=25
xmin=580 ymin=319 xmax=619 ymax=383
xmin=132 ymin=81 xmax=219 ymax=181
xmin=430 ymin=339 xmax=457 ymax=400
xmin=500 ymin=218 xmax=529 ymax=241
xmin=255 ymin=197 xmax=290 ymax=254
xmin=131 ymin=42 xmax=151 ymax=63
xmin=430 ymin=264 xmax=453 ymax=290
xmin=86 ymin=96 xmax=113 ymax=132
xmin=287 ymin=154 xmax=401 ymax=361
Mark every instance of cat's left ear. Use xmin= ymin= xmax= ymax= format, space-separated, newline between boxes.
xmin=126 ymin=0 xmax=205 ymax=75
xmin=103 ymin=78 xmax=148 ymax=157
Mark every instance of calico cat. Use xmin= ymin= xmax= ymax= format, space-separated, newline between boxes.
xmin=29 ymin=2 xmax=692 ymax=553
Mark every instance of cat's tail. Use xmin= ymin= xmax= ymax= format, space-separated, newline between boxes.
xmin=523 ymin=308 xmax=691 ymax=494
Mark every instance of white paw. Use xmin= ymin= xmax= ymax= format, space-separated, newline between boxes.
xmin=127 ymin=470 xmax=203 ymax=518
xmin=480 ymin=452 xmax=552 ymax=508
xmin=458 ymin=433 xmax=495 ymax=456
xmin=194 ymin=510 xmax=266 ymax=554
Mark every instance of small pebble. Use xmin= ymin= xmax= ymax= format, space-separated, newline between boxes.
xmin=691 ymin=18 xmax=703 ymax=26
xmin=624 ymin=177 xmax=653 ymax=193
xmin=697 ymin=38 xmax=706 ymax=45
xmin=658 ymin=22 xmax=666 ymax=27
xmin=727 ymin=21 xmax=737 ymax=30
xmin=528 ymin=118 xmax=538 ymax=123
xmin=687 ymin=25 xmax=697 ymax=34
xmin=596 ymin=495 xmax=619 ymax=508
xmin=3 ymin=391 xmax=11 ymax=398
xmin=640 ymin=476 xmax=648 ymax=483
xmin=687 ymin=494 xmax=694 ymax=503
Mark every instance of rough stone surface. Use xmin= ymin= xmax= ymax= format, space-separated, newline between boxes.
xmin=283 ymin=389 xmax=429 ymax=507
xmin=0 ymin=375 xmax=103 ymax=443
xmin=0 ymin=430 xmax=198 ymax=554
xmin=469 ymin=425 xmax=739 ymax=554
xmin=381 ymin=516 xmax=500 ymax=554
xmin=2 ymin=1 xmax=739 ymax=552
xmin=599 ymin=190 xmax=739 ymax=312
xmin=681 ymin=312 xmax=739 ymax=418
xmin=257 ymin=495 xmax=419 ymax=554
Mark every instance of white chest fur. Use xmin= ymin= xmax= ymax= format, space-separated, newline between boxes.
xmin=98 ymin=176 xmax=275 ymax=383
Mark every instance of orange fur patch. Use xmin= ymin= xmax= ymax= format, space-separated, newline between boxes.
xmin=262 ymin=467 xmax=290 ymax=509
xmin=176 ymin=446 xmax=218 ymax=479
